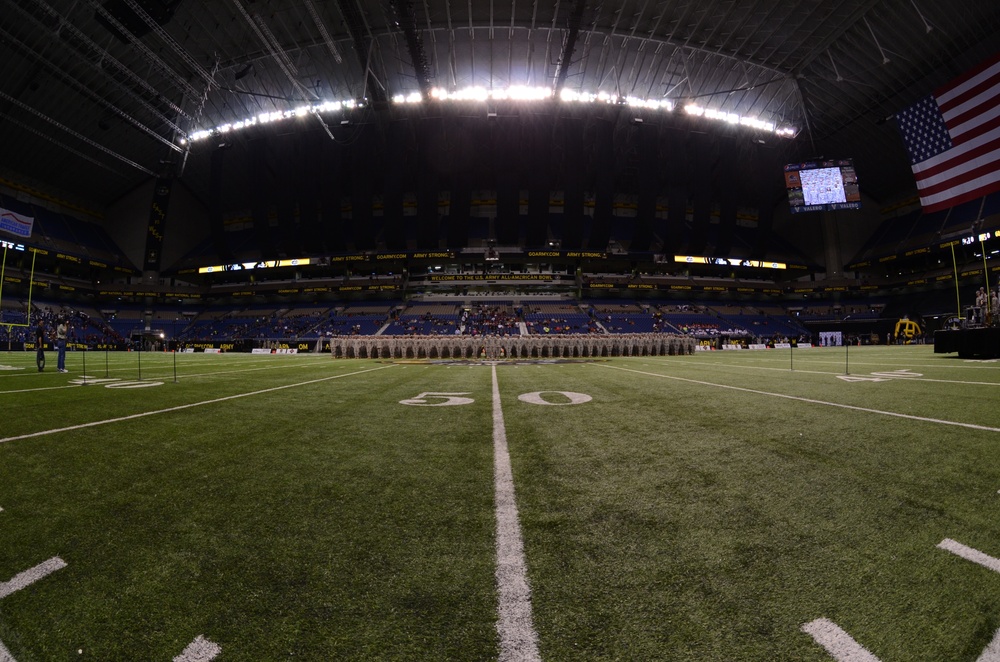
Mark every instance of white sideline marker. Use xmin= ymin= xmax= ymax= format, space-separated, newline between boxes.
xmin=938 ymin=538 xmax=1000 ymax=574
xmin=595 ymin=364 xmax=1000 ymax=433
xmin=978 ymin=628 xmax=1000 ymax=662
xmin=0 ymin=365 xmax=394 ymax=445
xmin=491 ymin=365 xmax=541 ymax=662
xmin=173 ymin=635 xmax=221 ymax=662
xmin=0 ymin=557 xmax=67 ymax=600
xmin=0 ymin=558 xmax=67 ymax=662
xmin=801 ymin=618 xmax=881 ymax=662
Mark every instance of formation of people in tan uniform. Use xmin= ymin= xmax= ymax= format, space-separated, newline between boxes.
xmin=326 ymin=332 xmax=695 ymax=360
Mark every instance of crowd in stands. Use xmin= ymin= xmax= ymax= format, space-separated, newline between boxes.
xmin=0 ymin=297 xmax=925 ymax=348
xmin=0 ymin=303 xmax=125 ymax=346
xmin=463 ymin=303 xmax=520 ymax=336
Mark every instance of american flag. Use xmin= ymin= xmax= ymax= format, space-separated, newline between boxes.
xmin=896 ymin=51 xmax=1000 ymax=213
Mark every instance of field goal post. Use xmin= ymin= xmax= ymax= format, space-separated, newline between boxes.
xmin=0 ymin=244 xmax=40 ymax=346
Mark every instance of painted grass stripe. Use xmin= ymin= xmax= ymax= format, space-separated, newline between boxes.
xmin=491 ymin=365 xmax=541 ymax=662
xmin=665 ymin=359 xmax=1000 ymax=386
xmin=0 ymin=639 xmax=14 ymax=662
xmin=801 ymin=618 xmax=881 ymax=661
xmin=0 ymin=355 xmax=326 ymax=384
xmin=0 ymin=385 xmax=82 ymax=395
xmin=938 ymin=538 xmax=1000 ymax=574
xmin=978 ymin=628 xmax=1000 ymax=662
xmin=0 ymin=557 xmax=67 ymax=600
xmin=172 ymin=635 xmax=221 ymax=662
xmin=596 ymin=364 xmax=1000 ymax=433
xmin=0 ymin=365 xmax=394 ymax=445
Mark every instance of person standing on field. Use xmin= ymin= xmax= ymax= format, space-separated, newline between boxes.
xmin=35 ymin=318 xmax=46 ymax=371
xmin=56 ymin=317 xmax=68 ymax=373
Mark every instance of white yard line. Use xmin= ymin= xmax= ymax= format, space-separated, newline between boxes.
xmin=0 ymin=365 xmax=394 ymax=445
xmin=172 ymin=635 xmax=221 ymax=662
xmin=0 ymin=365 xmax=378 ymax=395
xmin=491 ymin=365 xmax=541 ymax=662
xmin=0 ymin=355 xmax=325 ymax=379
xmin=0 ymin=359 xmax=331 ymax=393
xmin=0 ymin=557 xmax=67 ymax=600
xmin=649 ymin=358 xmax=1000 ymax=387
xmin=978 ymin=628 xmax=1000 ymax=662
xmin=938 ymin=538 xmax=1000 ymax=574
xmin=0 ymin=638 xmax=14 ymax=662
xmin=801 ymin=618 xmax=880 ymax=661
xmin=905 ymin=377 xmax=1000 ymax=387
xmin=0 ymin=353 xmax=321 ymax=384
xmin=595 ymin=364 xmax=1000 ymax=432
xmin=652 ymin=354 xmax=1000 ymax=372
xmin=651 ymin=359 xmax=839 ymax=376
xmin=0 ymin=385 xmax=83 ymax=395
xmin=132 ymin=360 xmax=324 ymax=382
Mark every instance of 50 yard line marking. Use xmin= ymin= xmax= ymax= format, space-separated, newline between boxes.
xmin=595 ymin=364 xmax=1000 ymax=433
xmin=491 ymin=365 xmax=541 ymax=662
xmin=0 ymin=365 xmax=394 ymax=445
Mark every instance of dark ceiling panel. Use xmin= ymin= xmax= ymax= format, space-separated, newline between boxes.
xmin=0 ymin=0 xmax=996 ymax=218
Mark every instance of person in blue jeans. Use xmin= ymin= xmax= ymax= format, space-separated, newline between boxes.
xmin=56 ymin=317 xmax=68 ymax=373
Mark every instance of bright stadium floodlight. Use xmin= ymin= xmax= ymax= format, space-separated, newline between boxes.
xmin=500 ymin=85 xmax=551 ymax=101
xmin=181 ymin=84 xmax=794 ymax=145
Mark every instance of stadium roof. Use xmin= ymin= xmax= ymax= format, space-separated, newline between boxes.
xmin=0 ymin=0 xmax=998 ymax=212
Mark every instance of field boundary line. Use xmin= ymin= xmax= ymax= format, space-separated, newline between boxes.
xmin=0 ymin=354 xmax=329 ymax=380
xmin=801 ymin=618 xmax=880 ymax=661
xmin=132 ymin=360 xmax=325 ymax=382
xmin=651 ymin=358 xmax=838 ymax=376
xmin=938 ymin=538 xmax=1000 ymax=573
xmin=0 ymin=365 xmax=394 ymax=445
xmin=0 ymin=557 xmax=67 ymax=600
xmin=979 ymin=628 xmax=1000 ymax=661
xmin=491 ymin=365 xmax=541 ymax=661
xmin=651 ymin=358 xmax=1000 ymax=387
xmin=0 ymin=384 xmax=83 ymax=395
xmin=173 ymin=635 xmax=221 ymax=662
xmin=595 ymin=364 xmax=1000 ymax=432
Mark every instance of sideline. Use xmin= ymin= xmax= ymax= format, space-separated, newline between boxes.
xmin=0 ymin=353 xmax=329 ymax=379
xmin=0 ymin=384 xmax=83 ymax=395
xmin=491 ymin=365 xmax=541 ymax=661
xmin=801 ymin=618 xmax=879 ymax=662
xmin=649 ymin=358 xmax=1000 ymax=387
xmin=0 ymin=359 xmax=369 ymax=395
xmin=594 ymin=364 xmax=1000 ymax=433
xmin=0 ymin=365 xmax=394 ymax=445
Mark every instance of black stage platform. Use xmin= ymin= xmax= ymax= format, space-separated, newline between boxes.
xmin=934 ymin=327 xmax=1000 ymax=358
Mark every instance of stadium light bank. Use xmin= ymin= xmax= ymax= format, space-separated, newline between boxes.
xmin=181 ymin=87 xmax=796 ymax=144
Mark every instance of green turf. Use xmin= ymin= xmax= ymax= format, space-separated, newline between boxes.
xmin=1 ymin=346 xmax=999 ymax=660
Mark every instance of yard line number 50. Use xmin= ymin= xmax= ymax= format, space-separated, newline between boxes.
xmin=400 ymin=391 xmax=592 ymax=406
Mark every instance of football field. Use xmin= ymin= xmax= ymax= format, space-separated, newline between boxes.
xmin=1 ymin=345 xmax=999 ymax=660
